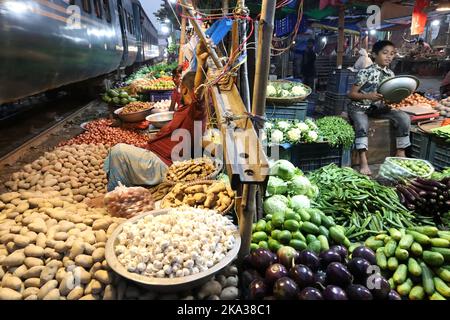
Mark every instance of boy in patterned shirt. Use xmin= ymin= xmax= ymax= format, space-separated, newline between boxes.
xmin=348 ymin=40 xmax=411 ymax=176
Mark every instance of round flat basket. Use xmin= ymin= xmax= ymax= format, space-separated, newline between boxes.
xmin=164 ymin=159 xmax=221 ymax=184
xmin=105 ymin=209 xmax=240 ymax=293
xmin=114 ymin=106 xmax=154 ymax=123
xmin=266 ymin=80 xmax=312 ymax=105
xmin=161 ymin=180 xmax=235 ymax=215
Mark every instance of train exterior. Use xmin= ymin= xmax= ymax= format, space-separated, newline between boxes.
xmin=0 ymin=0 xmax=160 ymax=104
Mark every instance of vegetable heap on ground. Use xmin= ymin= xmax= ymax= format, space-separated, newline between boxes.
xmin=126 ymin=62 xmax=178 ymax=84
xmin=315 ymin=116 xmax=355 ymax=149
xmin=264 ymin=119 xmax=319 ymax=145
xmin=366 ymin=226 xmax=450 ymax=300
xmin=308 ymin=164 xmax=419 ymax=240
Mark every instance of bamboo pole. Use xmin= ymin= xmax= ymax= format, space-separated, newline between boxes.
xmin=178 ymin=8 xmax=187 ymax=65
xmin=251 ymin=0 xmax=276 ymax=120
xmin=238 ymin=184 xmax=257 ymax=261
xmin=337 ymin=4 xmax=345 ymax=68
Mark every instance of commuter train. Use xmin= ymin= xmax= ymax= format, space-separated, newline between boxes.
xmin=0 ymin=0 xmax=160 ymax=104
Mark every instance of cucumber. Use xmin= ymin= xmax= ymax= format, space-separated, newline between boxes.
xmin=285 ymin=211 xmax=298 ymax=221
xmin=393 ymin=264 xmax=408 ymax=285
xmin=301 ymin=222 xmax=320 ymax=235
xmin=375 ymin=234 xmax=388 ymax=241
xmin=272 ymin=212 xmax=285 ymax=228
xmin=421 ymin=262 xmax=435 ymax=296
xmin=430 ymin=247 xmax=450 ymax=262
xmin=278 ymin=230 xmax=292 ymax=245
xmin=388 ymin=257 xmax=399 ymax=271
xmin=284 ymin=219 xmax=300 ymax=232
xmin=376 ymin=248 xmax=388 ymax=270
xmin=349 ymin=242 xmax=362 ymax=254
xmin=423 ymin=250 xmax=444 ymax=267
xmin=412 ymin=226 xmax=439 ymax=237
xmin=389 ymin=228 xmax=402 ymax=241
xmin=437 ymin=231 xmax=450 ymax=241
xmin=289 ymin=239 xmax=307 ymax=251
xmin=258 ymin=241 xmax=269 ymax=249
xmin=409 ymin=286 xmax=425 ymax=300
xmin=330 ymin=226 xmax=351 ymax=247
xmin=433 ymin=277 xmax=450 ymax=298
xmin=318 ymin=235 xmax=329 ymax=251
xmin=430 ymin=292 xmax=447 ymax=300
xmin=309 ymin=210 xmax=322 ymax=226
xmin=252 ymin=231 xmax=268 ymax=243
xmin=291 ymin=231 xmax=306 ymax=242
xmin=318 ymin=226 xmax=329 ymax=238
xmin=435 ymin=267 xmax=450 ymax=282
xmin=307 ymin=240 xmax=322 ymax=254
xmin=408 ymin=257 xmax=422 ymax=277
xmin=406 ymin=230 xmax=431 ymax=245
xmin=388 ymin=278 xmax=395 ymax=290
xmin=268 ymin=238 xmax=282 ymax=252
xmin=319 ymin=214 xmax=335 ymax=228
xmin=265 ymin=221 xmax=273 ymax=234
xmin=411 ymin=242 xmax=423 ymax=256
xmin=365 ymin=237 xmax=385 ymax=251
xmin=297 ymin=209 xmax=311 ymax=222
xmin=384 ymin=240 xmax=397 ymax=258
xmin=271 ymin=230 xmax=281 ymax=240
xmin=397 ymin=278 xmax=413 ymax=296
xmin=265 ymin=214 xmax=273 ymax=221
xmin=383 ymin=236 xmax=392 ymax=244
xmin=250 ymin=243 xmax=259 ymax=251
xmin=255 ymin=220 xmax=267 ymax=232
xmin=306 ymin=234 xmax=317 ymax=244
xmin=430 ymin=238 xmax=450 ymax=248
xmin=252 ymin=223 xmax=256 ymax=233
xmin=395 ymin=247 xmax=409 ymax=261
xmin=399 ymin=234 xmax=414 ymax=250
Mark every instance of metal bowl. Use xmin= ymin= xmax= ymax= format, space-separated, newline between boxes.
xmin=114 ymin=106 xmax=154 ymax=123
xmin=378 ymin=75 xmax=420 ymax=103
xmin=146 ymin=111 xmax=174 ymax=128
xmin=150 ymin=108 xmax=170 ymax=114
xmin=105 ymin=209 xmax=240 ymax=293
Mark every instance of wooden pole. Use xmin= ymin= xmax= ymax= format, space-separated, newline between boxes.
xmin=251 ymin=0 xmax=276 ymax=120
xmin=337 ymin=4 xmax=345 ymax=68
xmin=179 ymin=8 xmax=187 ymax=65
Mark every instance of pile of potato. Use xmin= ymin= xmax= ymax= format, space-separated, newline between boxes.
xmin=165 ymin=158 xmax=217 ymax=183
xmin=4 ymin=144 xmax=108 ymax=202
xmin=161 ymin=181 xmax=234 ymax=213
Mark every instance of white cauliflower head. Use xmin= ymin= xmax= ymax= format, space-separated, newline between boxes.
xmin=270 ymin=129 xmax=284 ymax=144
xmin=291 ymin=85 xmax=307 ymax=96
xmin=277 ymin=121 xmax=290 ymax=131
xmin=307 ymin=130 xmax=318 ymax=142
xmin=267 ymin=85 xmax=277 ymax=97
xmin=296 ymin=122 xmax=309 ymax=132
xmin=287 ymin=128 xmax=302 ymax=143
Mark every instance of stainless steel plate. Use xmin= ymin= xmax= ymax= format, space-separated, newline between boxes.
xmin=146 ymin=111 xmax=174 ymax=128
xmin=378 ymin=75 xmax=420 ymax=103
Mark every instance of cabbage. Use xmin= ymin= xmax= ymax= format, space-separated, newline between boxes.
xmin=289 ymin=195 xmax=311 ymax=210
xmin=267 ymin=176 xmax=288 ymax=196
xmin=306 ymin=184 xmax=319 ymax=199
xmin=289 ymin=175 xmax=312 ymax=195
xmin=270 ymin=160 xmax=299 ymax=181
xmin=263 ymin=195 xmax=289 ymax=215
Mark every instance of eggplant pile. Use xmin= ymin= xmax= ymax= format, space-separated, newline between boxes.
xmin=396 ymin=177 xmax=450 ymax=227
xmin=241 ymin=246 xmax=398 ymax=300
xmin=365 ymin=226 xmax=450 ymax=300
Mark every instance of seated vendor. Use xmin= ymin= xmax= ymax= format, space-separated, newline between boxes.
xmin=348 ymin=40 xmax=411 ymax=176
xmin=102 ymin=42 xmax=210 ymax=192
xmin=169 ymin=65 xmax=183 ymax=111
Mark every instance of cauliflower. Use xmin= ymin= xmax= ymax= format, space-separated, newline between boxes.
xmin=264 ymin=122 xmax=274 ymax=130
xmin=307 ymin=130 xmax=319 ymax=142
xmin=267 ymin=85 xmax=277 ymax=97
xmin=271 ymin=129 xmax=284 ymax=144
xmin=291 ymin=85 xmax=307 ymax=96
xmin=306 ymin=119 xmax=318 ymax=130
xmin=296 ymin=122 xmax=309 ymax=132
xmin=287 ymin=128 xmax=302 ymax=143
xmin=281 ymin=89 xmax=290 ymax=97
xmin=277 ymin=121 xmax=290 ymax=131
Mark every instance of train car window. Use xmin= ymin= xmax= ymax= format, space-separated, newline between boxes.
xmin=93 ymin=0 xmax=102 ymax=19
xmin=103 ymin=0 xmax=111 ymax=23
xmin=82 ymin=0 xmax=91 ymax=13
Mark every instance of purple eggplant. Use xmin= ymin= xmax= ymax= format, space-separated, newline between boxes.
xmin=346 ymin=284 xmax=373 ymax=300
xmin=320 ymin=249 xmax=343 ymax=268
xmin=277 ymin=246 xmax=299 ymax=269
xmin=273 ymin=277 xmax=299 ymax=300
xmin=298 ymin=287 xmax=324 ymax=300
xmin=248 ymin=279 xmax=268 ymax=300
xmin=241 ymin=269 xmax=263 ymax=288
xmin=251 ymin=248 xmax=275 ymax=272
xmin=313 ymin=270 xmax=327 ymax=288
xmin=347 ymin=257 xmax=371 ymax=280
xmin=351 ymin=246 xmax=376 ymax=265
xmin=326 ymin=262 xmax=353 ymax=287
xmin=265 ymin=263 xmax=288 ymax=286
xmin=368 ymin=275 xmax=390 ymax=300
xmin=323 ymin=285 xmax=348 ymax=300
xmin=330 ymin=245 xmax=348 ymax=261
xmin=289 ymin=264 xmax=314 ymax=289
xmin=242 ymin=254 xmax=253 ymax=270
xmin=297 ymin=250 xmax=320 ymax=271
xmin=387 ymin=290 xmax=402 ymax=301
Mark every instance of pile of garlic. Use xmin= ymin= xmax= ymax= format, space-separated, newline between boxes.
xmin=115 ymin=209 xmax=237 ymax=278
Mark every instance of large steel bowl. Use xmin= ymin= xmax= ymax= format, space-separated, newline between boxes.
xmin=114 ymin=106 xmax=154 ymax=123
xmin=146 ymin=111 xmax=174 ymax=128
xmin=105 ymin=209 xmax=240 ymax=293
xmin=378 ymin=75 xmax=420 ymax=103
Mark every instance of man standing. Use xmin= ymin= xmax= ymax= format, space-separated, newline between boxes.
xmin=301 ymin=39 xmax=317 ymax=90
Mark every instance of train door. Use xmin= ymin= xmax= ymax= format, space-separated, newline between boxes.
xmin=117 ymin=0 xmax=128 ymax=65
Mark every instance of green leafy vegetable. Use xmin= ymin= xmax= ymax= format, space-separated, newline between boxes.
xmin=316 ymin=116 xmax=355 ymax=149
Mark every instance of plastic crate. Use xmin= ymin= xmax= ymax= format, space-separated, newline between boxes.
xmin=323 ymin=92 xmax=350 ymax=115
xmin=427 ymin=137 xmax=450 ymax=171
xmin=146 ymin=91 xmax=173 ymax=102
xmin=408 ymin=129 xmax=431 ymax=159
xmin=265 ymin=102 xmax=307 ymax=121
xmin=327 ymin=69 xmax=357 ymax=95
